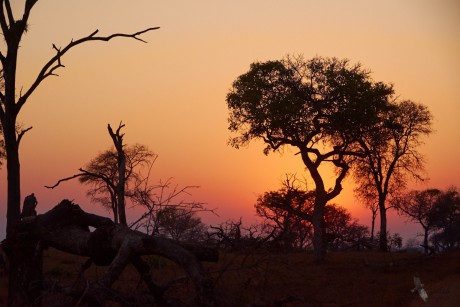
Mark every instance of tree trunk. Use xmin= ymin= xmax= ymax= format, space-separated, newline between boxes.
xmin=4 ymin=131 xmax=21 ymax=238
xmin=423 ymin=228 xmax=429 ymax=254
xmin=312 ymin=196 xmax=327 ymax=262
xmin=378 ymin=196 xmax=388 ymax=252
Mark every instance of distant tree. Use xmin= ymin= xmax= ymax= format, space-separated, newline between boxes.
xmin=393 ymin=188 xmax=441 ymax=254
xmin=376 ymin=231 xmax=403 ymax=251
xmin=324 ymin=203 xmax=369 ymax=250
xmin=355 ymin=186 xmax=379 ymax=242
xmin=429 ymin=187 xmax=460 ymax=251
xmin=255 ymin=175 xmax=314 ymax=251
xmin=47 ymin=123 xmax=156 ymax=226
xmin=156 ymin=206 xmax=208 ymax=242
xmin=353 ymin=100 xmax=432 ymax=251
xmin=227 ymin=55 xmax=393 ymax=261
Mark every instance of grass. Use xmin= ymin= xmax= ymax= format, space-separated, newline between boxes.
xmin=1 ymin=248 xmax=459 ymax=306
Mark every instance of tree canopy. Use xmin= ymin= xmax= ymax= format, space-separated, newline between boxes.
xmin=227 ymin=55 xmax=394 ymax=261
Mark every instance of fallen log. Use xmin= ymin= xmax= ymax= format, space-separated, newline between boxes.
xmin=6 ymin=197 xmax=218 ymax=306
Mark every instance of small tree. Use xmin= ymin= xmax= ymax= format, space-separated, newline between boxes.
xmin=393 ymin=188 xmax=441 ymax=254
xmin=354 ymin=100 xmax=432 ymax=251
xmin=227 ymin=55 xmax=393 ymax=261
xmin=324 ymin=203 xmax=369 ymax=250
xmin=429 ymin=187 xmax=460 ymax=251
xmin=47 ymin=123 xmax=156 ymax=226
xmin=255 ymin=175 xmax=314 ymax=251
xmin=156 ymin=206 xmax=208 ymax=242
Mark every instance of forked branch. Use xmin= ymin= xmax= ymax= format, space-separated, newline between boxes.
xmin=16 ymin=27 xmax=160 ymax=112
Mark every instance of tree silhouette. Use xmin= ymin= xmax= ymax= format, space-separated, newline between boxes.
xmin=394 ymin=188 xmax=441 ymax=253
xmin=429 ymin=187 xmax=460 ymax=251
xmin=227 ymin=55 xmax=393 ymax=261
xmin=0 ymin=1 xmax=158 ymax=304
xmin=255 ymin=175 xmax=314 ymax=251
xmin=353 ymin=100 xmax=432 ymax=251
xmin=46 ymin=124 xmax=156 ymax=226
xmin=0 ymin=0 xmax=158 ymax=238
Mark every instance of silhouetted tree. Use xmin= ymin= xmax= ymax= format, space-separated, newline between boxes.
xmin=255 ymin=175 xmax=314 ymax=251
xmin=324 ymin=203 xmax=369 ymax=250
xmin=227 ymin=55 xmax=393 ymax=261
xmin=156 ymin=206 xmax=208 ymax=242
xmin=0 ymin=1 xmax=158 ymax=304
xmin=353 ymin=100 xmax=432 ymax=251
xmin=393 ymin=188 xmax=441 ymax=253
xmin=429 ymin=187 xmax=460 ymax=251
xmin=47 ymin=124 xmax=156 ymax=226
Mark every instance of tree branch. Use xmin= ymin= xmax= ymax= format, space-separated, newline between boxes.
xmin=45 ymin=173 xmax=85 ymax=189
xmin=16 ymin=26 xmax=160 ymax=113
xmin=17 ymin=126 xmax=32 ymax=146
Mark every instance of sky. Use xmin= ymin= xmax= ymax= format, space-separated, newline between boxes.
xmin=1 ymin=0 xmax=459 ymax=241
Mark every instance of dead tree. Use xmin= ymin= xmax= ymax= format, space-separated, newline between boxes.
xmin=0 ymin=2 xmax=159 ymax=304
xmin=108 ymin=122 xmax=127 ymax=226
xmin=3 ymin=196 xmax=217 ymax=306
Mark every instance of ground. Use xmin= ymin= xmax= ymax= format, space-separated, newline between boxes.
xmin=0 ymin=248 xmax=459 ymax=306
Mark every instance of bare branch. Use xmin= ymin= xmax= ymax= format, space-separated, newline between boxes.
xmin=45 ymin=173 xmax=85 ymax=189
xmin=17 ymin=126 xmax=32 ymax=146
xmin=16 ymin=26 xmax=160 ymax=112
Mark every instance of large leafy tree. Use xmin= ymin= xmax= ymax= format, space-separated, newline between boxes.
xmin=227 ymin=55 xmax=393 ymax=261
xmin=354 ymin=100 xmax=432 ymax=251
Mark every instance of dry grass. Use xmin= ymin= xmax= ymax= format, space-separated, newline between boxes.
xmin=1 ymin=248 xmax=459 ymax=306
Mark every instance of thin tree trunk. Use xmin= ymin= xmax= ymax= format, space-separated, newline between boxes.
xmin=423 ymin=228 xmax=429 ymax=254
xmin=378 ymin=196 xmax=388 ymax=252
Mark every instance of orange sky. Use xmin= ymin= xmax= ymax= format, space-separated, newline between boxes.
xmin=1 ymin=0 xmax=459 ymax=240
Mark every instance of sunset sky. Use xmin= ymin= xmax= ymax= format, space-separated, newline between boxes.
xmin=1 ymin=0 xmax=459 ymax=240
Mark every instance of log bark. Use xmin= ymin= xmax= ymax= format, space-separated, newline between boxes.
xmin=7 ymin=199 xmax=217 ymax=306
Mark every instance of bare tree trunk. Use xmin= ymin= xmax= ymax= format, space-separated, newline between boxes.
xmin=108 ymin=123 xmax=127 ymax=226
xmin=378 ymin=196 xmax=388 ymax=252
xmin=423 ymin=228 xmax=429 ymax=254
xmin=370 ymin=208 xmax=377 ymax=243
xmin=6 ymin=194 xmax=42 ymax=306
xmin=4 ymin=131 xmax=21 ymax=237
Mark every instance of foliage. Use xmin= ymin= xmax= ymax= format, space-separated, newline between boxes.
xmin=156 ymin=206 xmax=208 ymax=242
xmin=255 ymin=175 xmax=314 ymax=251
xmin=393 ymin=188 xmax=441 ymax=253
xmin=353 ymin=99 xmax=432 ymax=251
xmin=227 ymin=55 xmax=394 ymax=261
xmin=324 ymin=203 xmax=369 ymax=250
xmin=255 ymin=175 xmax=369 ymax=251
xmin=79 ymin=143 xmax=156 ymax=223
xmin=429 ymin=187 xmax=460 ymax=251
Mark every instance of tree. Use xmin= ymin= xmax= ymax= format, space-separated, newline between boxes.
xmin=226 ymin=55 xmax=393 ymax=261
xmin=0 ymin=0 xmax=158 ymax=238
xmin=156 ymin=206 xmax=208 ymax=242
xmin=429 ymin=187 xmax=460 ymax=251
xmin=353 ymin=100 xmax=432 ymax=251
xmin=0 ymin=1 xmax=158 ymax=304
xmin=47 ymin=123 xmax=156 ymax=226
xmin=255 ymin=175 xmax=314 ymax=251
xmin=323 ymin=203 xmax=369 ymax=251
xmin=394 ymin=188 xmax=441 ymax=254
xmin=255 ymin=175 xmax=368 ymax=251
